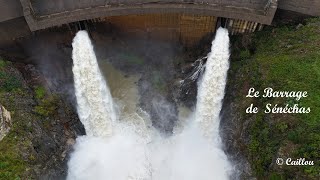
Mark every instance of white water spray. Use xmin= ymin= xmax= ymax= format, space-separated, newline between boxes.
xmin=68 ymin=28 xmax=233 ymax=180
xmin=68 ymin=31 xmax=151 ymax=180
xmin=195 ymin=27 xmax=230 ymax=141
xmin=150 ymin=27 xmax=232 ymax=180
xmin=72 ymin=31 xmax=115 ymax=137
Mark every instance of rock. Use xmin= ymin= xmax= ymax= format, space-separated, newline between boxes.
xmin=0 ymin=104 xmax=12 ymax=141
xmin=66 ymin=138 xmax=75 ymax=146
xmin=4 ymin=61 xmax=84 ymax=178
xmin=181 ymin=63 xmax=193 ymax=74
xmin=296 ymin=23 xmax=303 ymax=30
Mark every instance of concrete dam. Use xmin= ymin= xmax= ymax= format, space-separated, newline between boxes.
xmin=0 ymin=0 xmax=319 ymax=48
xmin=0 ymin=0 xmax=319 ymax=179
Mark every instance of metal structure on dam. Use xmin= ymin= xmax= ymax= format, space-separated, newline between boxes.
xmin=0 ymin=0 xmax=319 ymax=47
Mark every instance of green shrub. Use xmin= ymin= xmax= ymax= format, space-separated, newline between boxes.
xmin=34 ymin=95 xmax=58 ymax=117
xmin=0 ymin=59 xmax=7 ymax=68
xmin=239 ymin=49 xmax=251 ymax=60
xmin=34 ymin=86 xmax=46 ymax=100
xmin=0 ymin=72 xmax=21 ymax=92
xmin=0 ymin=59 xmax=21 ymax=92
xmin=0 ymin=133 xmax=26 ymax=180
xmin=269 ymin=173 xmax=285 ymax=180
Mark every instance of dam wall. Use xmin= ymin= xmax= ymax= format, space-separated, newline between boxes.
xmin=278 ymin=0 xmax=320 ymax=17
xmin=0 ymin=0 xmax=319 ymax=48
xmin=101 ymin=14 xmax=218 ymax=45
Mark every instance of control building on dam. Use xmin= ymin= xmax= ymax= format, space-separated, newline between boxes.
xmin=0 ymin=0 xmax=320 ymax=48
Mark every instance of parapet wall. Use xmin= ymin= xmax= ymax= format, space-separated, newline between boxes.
xmin=30 ymin=0 xmax=269 ymax=16
xmin=20 ymin=0 xmax=277 ymax=31
xmin=278 ymin=0 xmax=320 ymax=17
xmin=0 ymin=0 xmax=319 ymax=47
xmin=0 ymin=0 xmax=23 ymax=22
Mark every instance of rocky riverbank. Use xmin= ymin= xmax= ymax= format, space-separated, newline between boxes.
xmin=0 ymin=60 xmax=84 ymax=179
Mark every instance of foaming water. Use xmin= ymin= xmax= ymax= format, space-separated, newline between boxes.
xmin=71 ymin=31 xmax=115 ymax=137
xmin=150 ymin=124 xmax=231 ymax=180
xmin=195 ymin=27 xmax=230 ymax=142
xmin=150 ymin=28 xmax=232 ymax=180
xmin=67 ymin=134 xmax=150 ymax=180
xmin=68 ymin=31 xmax=151 ymax=180
xmin=68 ymin=28 xmax=233 ymax=180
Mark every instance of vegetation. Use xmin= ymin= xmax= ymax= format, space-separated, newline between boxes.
xmin=229 ymin=18 xmax=320 ymax=179
xmin=34 ymin=86 xmax=46 ymax=100
xmin=0 ymin=59 xmax=58 ymax=179
xmin=34 ymin=95 xmax=58 ymax=117
xmin=33 ymin=86 xmax=58 ymax=117
xmin=0 ymin=60 xmax=21 ymax=92
xmin=0 ymin=130 xmax=30 ymax=180
xmin=0 ymin=59 xmax=7 ymax=68
xmin=0 ymin=60 xmax=30 ymax=179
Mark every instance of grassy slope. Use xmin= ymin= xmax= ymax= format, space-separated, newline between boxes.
xmin=0 ymin=60 xmax=59 ymax=179
xmin=229 ymin=18 xmax=320 ymax=179
xmin=0 ymin=60 xmax=29 ymax=179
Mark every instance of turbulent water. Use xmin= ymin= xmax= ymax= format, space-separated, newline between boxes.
xmin=71 ymin=31 xmax=116 ymax=137
xmin=150 ymin=28 xmax=232 ymax=180
xmin=195 ymin=28 xmax=230 ymax=141
xmin=68 ymin=31 xmax=151 ymax=180
xmin=68 ymin=28 xmax=232 ymax=180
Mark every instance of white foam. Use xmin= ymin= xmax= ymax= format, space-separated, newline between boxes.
xmin=68 ymin=28 xmax=233 ymax=180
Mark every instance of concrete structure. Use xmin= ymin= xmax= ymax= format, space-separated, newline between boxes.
xmin=20 ymin=0 xmax=278 ymax=31
xmin=0 ymin=0 xmax=319 ymax=46
xmin=278 ymin=0 xmax=320 ymax=17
